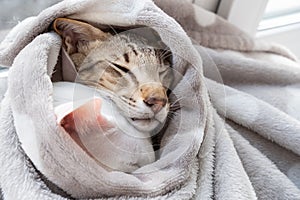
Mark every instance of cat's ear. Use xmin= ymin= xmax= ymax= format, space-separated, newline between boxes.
xmin=53 ymin=18 xmax=109 ymax=54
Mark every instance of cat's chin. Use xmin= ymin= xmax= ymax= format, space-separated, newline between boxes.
xmin=128 ymin=118 xmax=160 ymax=132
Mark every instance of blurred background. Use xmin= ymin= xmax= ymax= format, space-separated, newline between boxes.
xmin=0 ymin=0 xmax=60 ymax=39
xmin=0 ymin=0 xmax=299 ymax=58
xmin=0 ymin=0 xmax=59 ymax=29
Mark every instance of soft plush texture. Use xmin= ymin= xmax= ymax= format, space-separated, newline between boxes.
xmin=0 ymin=0 xmax=300 ymax=199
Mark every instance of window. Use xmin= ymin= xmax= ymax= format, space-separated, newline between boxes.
xmin=258 ymin=0 xmax=300 ymax=31
xmin=215 ymin=0 xmax=300 ymax=58
xmin=217 ymin=0 xmax=268 ymax=36
xmin=193 ymin=0 xmax=220 ymax=12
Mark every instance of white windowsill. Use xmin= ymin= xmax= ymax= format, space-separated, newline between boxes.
xmin=256 ymin=23 xmax=300 ymax=59
xmin=258 ymin=12 xmax=300 ymax=31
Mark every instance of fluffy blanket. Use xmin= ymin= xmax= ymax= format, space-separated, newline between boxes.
xmin=0 ymin=0 xmax=300 ymax=199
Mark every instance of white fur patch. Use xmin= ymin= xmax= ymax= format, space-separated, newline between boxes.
xmin=193 ymin=5 xmax=216 ymax=27
xmin=14 ymin=112 xmax=43 ymax=171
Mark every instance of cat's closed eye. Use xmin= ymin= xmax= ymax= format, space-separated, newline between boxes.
xmin=108 ymin=61 xmax=130 ymax=73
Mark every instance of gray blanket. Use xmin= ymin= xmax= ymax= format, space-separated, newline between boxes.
xmin=0 ymin=0 xmax=300 ymax=199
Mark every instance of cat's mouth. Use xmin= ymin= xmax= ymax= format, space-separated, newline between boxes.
xmin=130 ymin=117 xmax=156 ymax=124
xmin=131 ymin=118 xmax=151 ymax=122
xmin=128 ymin=117 xmax=160 ymax=132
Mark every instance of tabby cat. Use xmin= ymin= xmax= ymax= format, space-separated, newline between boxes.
xmin=53 ymin=18 xmax=173 ymax=133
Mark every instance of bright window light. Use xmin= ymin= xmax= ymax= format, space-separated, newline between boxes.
xmin=258 ymin=0 xmax=300 ymax=31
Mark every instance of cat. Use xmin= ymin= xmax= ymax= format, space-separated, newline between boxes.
xmin=53 ymin=18 xmax=173 ymax=133
xmin=52 ymin=18 xmax=173 ymax=172
xmin=53 ymin=83 xmax=156 ymax=172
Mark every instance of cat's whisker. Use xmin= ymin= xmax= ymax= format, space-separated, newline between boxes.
xmin=159 ymin=49 xmax=171 ymax=60
xmin=160 ymin=52 xmax=170 ymax=60
xmin=167 ymin=115 xmax=176 ymax=121
xmin=167 ymin=111 xmax=179 ymax=118
xmin=169 ymin=104 xmax=182 ymax=112
xmin=169 ymin=108 xmax=181 ymax=113
xmin=167 ymin=110 xmax=178 ymax=114
xmin=108 ymin=25 xmax=119 ymax=36
xmin=170 ymin=103 xmax=182 ymax=109
xmin=170 ymin=101 xmax=183 ymax=107
xmin=169 ymin=97 xmax=185 ymax=109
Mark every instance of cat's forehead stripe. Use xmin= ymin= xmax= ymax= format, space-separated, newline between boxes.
xmin=127 ymin=44 xmax=138 ymax=56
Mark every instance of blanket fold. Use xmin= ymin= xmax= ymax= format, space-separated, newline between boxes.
xmin=0 ymin=0 xmax=300 ymax=199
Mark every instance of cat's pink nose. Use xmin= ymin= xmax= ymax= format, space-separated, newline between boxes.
xmin=140 ymin=83 xmax=167 ymax=113
xmin=143 ymin=96 xmax=167 ymax=113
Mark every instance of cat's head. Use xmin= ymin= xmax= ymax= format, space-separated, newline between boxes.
xmin=53 ymin=18 xmax=173 ymax=132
